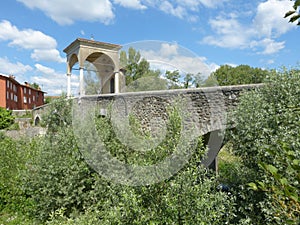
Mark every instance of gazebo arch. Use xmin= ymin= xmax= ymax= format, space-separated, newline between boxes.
xmin=63 ymin=38 xmax=124 ymax=97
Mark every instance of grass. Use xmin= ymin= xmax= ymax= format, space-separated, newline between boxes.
xmin=217 ymin=143 xmax=245 ymax=186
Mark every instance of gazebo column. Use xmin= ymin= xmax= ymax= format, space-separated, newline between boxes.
xmin=114 ymin=71 xmax=120 ymax=94
xmin=67 ymin=73 xmax=71 ymax=98
xmin=79 ymin=67 xmax=85 ymax=96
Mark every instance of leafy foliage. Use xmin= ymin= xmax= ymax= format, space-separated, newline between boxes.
xmin=120 ymin=47 xmax=161 ymax=86
xmin=41 ymin=95 xmax=72 ymax=132
xmin=284 ymin=0 xmax=300 ymax=25
xmin=0 ymin=135 xmax=36 ymax=214
xmin=165 ymin=70 xmax=181 ymax=89
xmin=29 ymin=82 xmax=40 ymax=90
xmin=228 ymin=68 xmax=300 ymax=224
xmin=19 ymin=96 xmax=236 ymax=224
xmin=0 ymin=108 xmax=15 ymax=129
xmin=125 ymin=76 xmax=168 ymax=92
xmin=120 ymin=47 xmax=208 ymax=90
xmin=208 ymin=64 xmax=268 ymax=86
xmin=23 ymin=126 xmax=98 ymax=221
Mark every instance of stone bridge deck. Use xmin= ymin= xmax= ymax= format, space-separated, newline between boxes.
xmin=33 ymin=84 xmax=263 ymax=170
xmin=74 ymin=84 xmax=263 ymax=169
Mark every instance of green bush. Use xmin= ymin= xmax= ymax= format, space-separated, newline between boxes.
xmin=0 ymin=108 xmax=15 ymax=129
xmin=22 ymin=97 xmax=236 ymax=224
xmin=6 ymin=122 xmax=20 ymax=130
xmin=228 ymin=67 xmax=300 ymax=224
xmin=0 ymin=135 xmax=36 ymax=214
xmin=23 ymin=126 xmax=98 ymax=221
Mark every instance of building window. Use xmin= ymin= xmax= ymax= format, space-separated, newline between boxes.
xmin=29 ymin=89 xmax=31 ymax=95
xmin=24 ymin=96 xmax=27 ymax=103
xmin=13 ymin=85 xmax=16 ymax=92
xmin=29 ymin=98 xmax=31 ymax=104
xmin=24 ymin=87 xmax=26 ymax=94
xmin=7 ymin=80 xmax=9 ymax=88
xmin=6 ymin=91 xmax=9 ymax=99
xmin=14 ymin=95 xmax=18 ymax=102
xmin=11 ymin=92 xmax=13 ymax=100
xmin=33 ymin=96 xmax=35 ymax=102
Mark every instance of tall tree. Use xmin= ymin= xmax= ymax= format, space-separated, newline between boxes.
xmin=30 ymin=82 xmax=40 ymax=90
xmin=192 ymin=72 xmax=206 ymax=88
xmin=165 ymin=70 xmax=181 ymax=89
xmin=183 ymin=73 xmax=194 ymax=88
xmin=120 ymin=47 xmax=153 ymax=85
xmin=228 ymin=68 xmax=300 ymax=224
xmin=203 ymin=75 xmax=218 ymax=87
xmin=208 ymin=64 xmax=268 ymax=86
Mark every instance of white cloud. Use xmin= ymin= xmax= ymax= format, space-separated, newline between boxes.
xmin=156 ymin=0 xmax=226 ymax=21
xmin=251 ymin=38 xmax=285 ymax=55
xmin=159 ymin=1 xmax=186 ymax=19
xmin=114 ymin=0 xmax=147 ymax=9
xmin=0 ymin=57 xmax=32 ymax=75
xmin=265 ymin=59 xmax=275 ymax=65
xmin=140 ymin=43 xmax=213 ymax=77
xmin=138 ymin=0 xmax=225 ymax=20
xmin=0 ymin=20 xmax=64 ymax=63
xmin=17 ymin=0 xmax=226 ymax=25
xmin=33 ymin=64 xmax=79 ymax=95
xmin=0 ymin=20 xmax=56 ymax=49
xmin=160 ymin=43 xmax=178 ymax=57
xmin=201 ymin=0 xmax=296 ymax=55
xmin=253 ymin=0 xmax=295 ymax=38
xmin=202 ymin=16 xmax=251 ymax=48
xmin=35 ymin=63 xmax=55 ymax=74
xmin=31 ymin=49 xmax=65 ymax=63
xmin=175 ymin=0 xmax=223 ymax=10
xmin=17 ymin=0 xmax=115 ymax=25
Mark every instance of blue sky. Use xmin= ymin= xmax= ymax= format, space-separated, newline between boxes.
xmin=0 ymin=0 xmax=299 ymax=95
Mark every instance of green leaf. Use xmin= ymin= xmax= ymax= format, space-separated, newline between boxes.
xmin=289 ymin=14 xmax=300 ymax=23
xmin=279 ymin=178 xmax=288 ymax=186
xmin=248 ymin=182 xmax=258 ymax=191
xmin=257 ymin=181 xmax=267 ymax=191
xmin=294 ymin=0 xmax=300 ymax=9
xmin=292 ymin=159 xmax=300 ymax=166
xmin=265 ymin=164 xmax=278 ymax=176
xmin=289 ymin=193 xmax=299 ymax=202
xmin=284 ymin=10 xmax=296 ymax=18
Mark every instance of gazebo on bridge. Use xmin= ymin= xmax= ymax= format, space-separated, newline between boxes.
xmin=63 ymin=38 xmax=125 ymax=97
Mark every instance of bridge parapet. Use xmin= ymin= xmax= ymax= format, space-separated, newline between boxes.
xmin=79 ymin=83 xmax=263 ymax=136
xmin=75 ymin=84 xmax=263 ymax=170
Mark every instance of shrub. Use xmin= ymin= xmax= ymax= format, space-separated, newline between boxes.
xmin=0 ymin=108 xmax=15 ymax=129
xmin=229 ymin=67 xmax=300 ymax=224
xmin=0 ymin=135 xmax=36 ymax=214
xmin=23 ymin=96 xmax=236 ymax=224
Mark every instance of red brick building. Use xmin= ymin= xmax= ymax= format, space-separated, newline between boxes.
xmin=0 ymin=74 xmax=45 ymax=110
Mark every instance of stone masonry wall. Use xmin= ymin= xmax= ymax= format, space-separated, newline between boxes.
xmin=81 ymin=84 xmax=262 ymax=136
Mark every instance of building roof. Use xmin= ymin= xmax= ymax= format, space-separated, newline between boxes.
xmin=0 ymin=73 xmax=20 ymax=85
xmin=0 ymin=73 xmax=47 ymax=93
xmin=63 ymin=38 xmax=122 ymax=54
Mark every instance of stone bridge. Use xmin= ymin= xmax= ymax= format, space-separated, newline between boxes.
xmin=73 ymin=83 xmax=263 ymax=170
